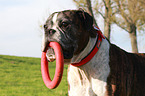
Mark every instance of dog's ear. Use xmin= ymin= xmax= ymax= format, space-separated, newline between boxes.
xmin=76 ymin=9 xmax=93 ymax=31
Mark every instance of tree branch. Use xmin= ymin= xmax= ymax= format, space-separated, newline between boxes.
xmin=116 ymin=1 xmax=131 ymax=25
xmin=102 ymin=0 xmax=108 ymax=10
xmin=116 ymin=24 xmax=129 ymax=32
xmin=98 ymin=11 xmax=105 ymax=19
xmin=113 ymin=19 xmax=129 ymax=32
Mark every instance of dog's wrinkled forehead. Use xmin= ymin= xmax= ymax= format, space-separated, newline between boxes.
xmin=45 ymin=11 xmax=76 ymax=27
xmin=45 ymin=9 xmax=94 ymax=33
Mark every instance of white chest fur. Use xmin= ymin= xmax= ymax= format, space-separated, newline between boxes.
xmin=68 ymin=38 xmax=110 ymax=96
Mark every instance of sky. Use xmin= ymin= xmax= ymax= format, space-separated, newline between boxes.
xmin=0 ymin=0 xmax=144 ymax=58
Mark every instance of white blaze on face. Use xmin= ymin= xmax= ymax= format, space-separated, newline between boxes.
xmin=52 ymin=13 xmax=58 ymax=29
xmin=51 ymin=13 xmax=61 ymax=42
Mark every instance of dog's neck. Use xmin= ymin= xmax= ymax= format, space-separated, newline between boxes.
xmin=71 ymin=36 xmax=98 ymax=64
xmin=68 ymin=36 xmax=111 ymax=95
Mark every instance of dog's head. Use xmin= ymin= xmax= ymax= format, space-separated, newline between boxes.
xmin=41 ymin=9 xmax=97 ymax=60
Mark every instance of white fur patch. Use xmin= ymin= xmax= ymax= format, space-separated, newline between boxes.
xmin=51 ymin=13 xmax=61 ymax=42
xmin=52 ymin=13 xmax=58 ymax=29
xmin=52 ymin=13 xmax=58 ymax=24
xmin=68 ymin=38 xmax=110 ymax=96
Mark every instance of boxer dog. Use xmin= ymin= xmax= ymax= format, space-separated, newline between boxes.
xmin=41 ymin=9 xmax=145 ymax=96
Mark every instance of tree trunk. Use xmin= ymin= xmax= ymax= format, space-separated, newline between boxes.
xmin=104 ymin=0 xmax=111 ymax=40
xmin=129 ymin=24 xmax=138 ymax=53
xmin=85 ymin=0 xmax=98 ymax=26
xmin=104 ymin=18 xmax=111 ymax=40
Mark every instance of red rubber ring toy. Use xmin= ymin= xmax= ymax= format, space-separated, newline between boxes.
xmin=41 ymin=42 xmax=64 ymax=89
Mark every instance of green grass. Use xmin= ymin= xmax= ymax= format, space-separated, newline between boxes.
xmin=0 ymin=55 xmax=68 ymax=96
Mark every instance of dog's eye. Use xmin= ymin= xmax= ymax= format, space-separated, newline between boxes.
xmin=61 ymin=22 xmax=69 ymax=28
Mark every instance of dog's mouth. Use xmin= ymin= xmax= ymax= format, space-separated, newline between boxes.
xmin=42 ymin=39 xmax=75 ymax=61
xmin=45 ymin=46 xmax=74 ymax=62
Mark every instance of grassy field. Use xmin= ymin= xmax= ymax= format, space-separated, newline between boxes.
xmin=0 ymin=55 xmax=68 ymax=96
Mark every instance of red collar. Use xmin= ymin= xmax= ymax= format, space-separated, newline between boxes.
xmin=71 ymin=26 xmax=105 ymax=67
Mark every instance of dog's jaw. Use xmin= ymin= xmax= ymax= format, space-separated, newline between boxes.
xmin=70 ymin=37 xmax=97 ymax=63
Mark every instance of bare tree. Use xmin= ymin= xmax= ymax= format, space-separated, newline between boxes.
xmin=113 ymin=0 xmax=145 ymax=53
xmin=94 ymin=0 xmax=116 ymax=40
xmin=73 ymin=0 xmax=115 ymax=40
xmin=73 ymin=0 xmax=145 ymax=52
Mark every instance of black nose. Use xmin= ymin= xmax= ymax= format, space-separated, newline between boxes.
xmin=48 ymin=29 xmax=56 ymax=35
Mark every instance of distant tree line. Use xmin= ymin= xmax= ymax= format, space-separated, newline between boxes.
xmin=73 ymin=0 xmax=145 ymax=53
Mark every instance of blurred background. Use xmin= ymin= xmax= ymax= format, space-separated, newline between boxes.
xmin=0 ymin=0 xmax=144 ymax=58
